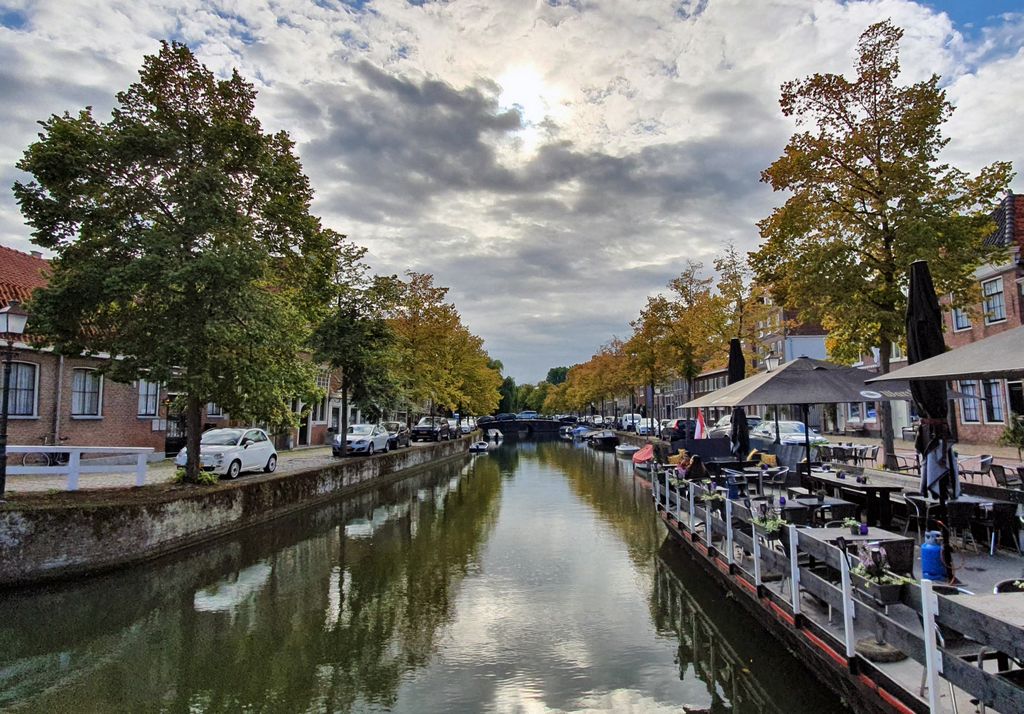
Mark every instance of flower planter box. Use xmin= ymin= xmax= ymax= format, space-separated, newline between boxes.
xmin=752 ymin=522 xmax=781 ymax=541
xmin=853 ymin=574 xmax=904 ymax=605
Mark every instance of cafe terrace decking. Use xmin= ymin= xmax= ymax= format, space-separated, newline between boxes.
xmin=649 ymin=462 xmax=1024 ymax=714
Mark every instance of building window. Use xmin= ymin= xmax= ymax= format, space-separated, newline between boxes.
xmin=952 ymin=307 xmax=971 ymax=331
xmin=71 ymin=369 xmax=102 ymax=416
xmin=983 ymin=380 xmax=1005 ymax=423
xmin=207 ymin=403 xmax=224 ymax=418
xmin=982 ymin=278 xmax=1006 ymax=324
xmin=959 ymin=380 xmax=980 ymax=423
xmin=137 ymin=379 xmax=160 ymax=417
xmin=1009 ymin=381 xmax=1024 ymax=417
xmin=864 ymin=402 xmax=878 ymax=422
xmin=3 ymin=362 xmax=38 ymax=417
xmin=312 ymin=396 xmax=327 ymax=422
xmin=890 ymin=342 xmax=904 ymax=360
xmin=848 ymin=402 xmax=862 ymax=421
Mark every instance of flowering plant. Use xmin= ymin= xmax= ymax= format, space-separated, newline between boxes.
xmin=850 ymin=543 xmax=912 ymax=586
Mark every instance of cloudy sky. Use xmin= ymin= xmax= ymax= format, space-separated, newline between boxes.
xmin=1 ymin=1 xmax=1022 ymax=382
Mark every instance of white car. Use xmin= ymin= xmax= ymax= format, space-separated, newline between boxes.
xmin=751 ymin=420 xmax=829 ymax=445
xmin=335 ymin=423 xmax=391 ymax=456
xmin=175 ymin=428 xmax=277 ymax=479
xmin=635 ymin=418 xmax=658 ymax=436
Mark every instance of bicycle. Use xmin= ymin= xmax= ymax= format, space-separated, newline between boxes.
xmin=21 ymin=436 xmax=70 ymax=467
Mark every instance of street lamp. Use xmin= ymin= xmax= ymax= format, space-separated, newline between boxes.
xmin=0 ymin=300 xmax=29 ymax=500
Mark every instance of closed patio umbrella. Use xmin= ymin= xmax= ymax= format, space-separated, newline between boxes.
xmin=904 ymin=261 xmax=959 ymax=505
xmin=726 ymin=339 xmax=750 ymax=457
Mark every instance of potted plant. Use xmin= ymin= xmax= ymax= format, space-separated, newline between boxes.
xmin=850 ymin=543 xmax=912 ymax=605
xmin=842 ymin=517 xmax=860 ymax=535
xmin=752 ymin=511 xmax=786 ymax=540
xmin=815 ymin=488 xmax=827 ymax=503
xmin=701 ymin=490 xmax=726 ymax=517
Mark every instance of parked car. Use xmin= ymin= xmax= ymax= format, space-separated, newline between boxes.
xmin=175 ymin=427 xmax=277 ymax=479
xmin=557 ymin=415 xmax=578 ymax=424
xmin=635 ymin=418 xmax=658 ymax=436
xmin=382 ymin=421 xmax=411 ymax=449
xmin=411 ymin=416 xmax=452 ymax=441
xmin=750 ymin=420 xmax=828 ymax=445
xmin=708 ymin=413 xmax=763 ymax=439
xmin=459 ymin=419 xmax=473 ymax=434
xmin=516 ymin=410 xmax=539 ymax=420
xmin=335 ymin=423 xmax=391 ymax=456
xmin=476 ymin=415 xmax=496 ymax=427
xmin=662 ymin=418 xmax=695 ymax=441
xmin=494 ymin=413 xmax=517 ymax=421
xmin=620 ymin=413 xmax=643 ymax=432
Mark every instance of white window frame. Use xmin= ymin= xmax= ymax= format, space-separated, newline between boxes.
xmin=982 ymin=278 xmax=1006 ymax=325
xmin=848 ymin=402 xmax=862 ymax=422
xmin=959 ymin=380 xmax=980 ymax=424
xmin=982 ymin=379 xmax=1005 ymax=424
xmin=137 ymin=379 xmax=160 ymax=417
xmin=864 ymin=402 xmax=878 ymax=423
xmin=71 ymin=368 xmax=103 ymax=418
xmin=951 ymin=307 xmax=971 ymax=332
xmin=207 ymin=402 xmax=225 ymax=418
xmin=4 ymin=361 xmax=39 ymax=418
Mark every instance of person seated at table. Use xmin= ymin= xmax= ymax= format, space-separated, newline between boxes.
xmin=687 ymin=454 xmax=708 ymax=481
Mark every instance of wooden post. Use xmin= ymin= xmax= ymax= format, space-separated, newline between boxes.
xmin=920 ymin=579 xmax=940 ymax=713
xmin=838 ymin=546 xmax=855 ymax=658
xmin=66 ymin=449 xmax=81 ymax=491
xmin=725 ymin=499 xmax=734 ymax=565
xmin=788 ymin=525 xmax=801 ymax=615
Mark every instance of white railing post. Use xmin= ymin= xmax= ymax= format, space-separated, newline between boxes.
xmin=705 ymin=500 xmax=713 ymax=548
xmin=725 ymin=499 xmax=734 ymax=565
xmin=652 ymin=470 xmax=659 ymax=506
xmin=838 ymin=547 xmax=855 ymax=658
xmin=752 ymin=523 xmax=762 ymax=587
xmin=688 ymin=482 xmax=696 ymax=533
xmin=663 ymin=469 xmax=671 ymax=511
xmin=135 ymin=453 xmax=147 ymax=487
xmin=675 ymin=476 xmax=683 ymax=523
xmin=66 ymin=450 xmax=81 ymax=491
xmin=788 ymin=525 xmax=801 ymax=615
xmin=920 ymin=579 xmax=941 ymax=713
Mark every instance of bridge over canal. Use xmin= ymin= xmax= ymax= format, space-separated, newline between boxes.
xmin=483 ymin=419 xmax=562 ymax=439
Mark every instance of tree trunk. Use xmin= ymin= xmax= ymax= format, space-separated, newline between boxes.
xmin=877 ymin=341 xmax=896 ymax=464
xmin=185 ymin=393 xmax=203 ymax=483
xmin=340 ymin=372 xmax=349 ymax=456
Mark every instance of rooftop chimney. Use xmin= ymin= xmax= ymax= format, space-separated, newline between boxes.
xmin=30 ymin=251 xmax=42 ymax=258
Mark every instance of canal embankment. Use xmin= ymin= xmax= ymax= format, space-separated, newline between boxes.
xmin=0 ymin=438 xmax=470 ymax=587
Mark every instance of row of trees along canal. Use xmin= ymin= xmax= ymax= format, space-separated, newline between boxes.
xmin=525 ymin=22 xmax=1014 ymax=463
xmin=13 ymin=42 xmax=503 ymax=483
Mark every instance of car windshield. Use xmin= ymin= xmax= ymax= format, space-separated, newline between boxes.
xmin=383 ymin=422 xmax=401 ymax=431
xmin=416 ymin=417 xmax=441 ymax=426
xmin=348 ymin=425 xmax=373 ymax=435
xmin=200 ymin=429 xmax=244 ymax=446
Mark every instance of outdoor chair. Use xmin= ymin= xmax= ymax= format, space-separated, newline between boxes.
xmin=976 ymin=502 xmax=1021 ymax=556
xmin=817 ymin=445 xmax=833 ymax=463
xmin=990 ymin=464 xmax=1009 ymax=488
xmin=902 ymin=496 xmax=942 ymax=541
xmin=764 ymin=467 xmax=789 ymax=496
xmin=864 ymin=444 xmax=879 ymax=467
xmin=943 ymin=501 xmax=979 ymax=553
xmin=884 ymin=452 xmax=919 ymax=475
xmin=958 ymin=455 xmax=993 ymax=482
xmin=1006 ymin=466 xmax=1024 ymax=489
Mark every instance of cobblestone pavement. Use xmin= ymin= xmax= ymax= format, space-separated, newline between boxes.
xmin=4 ymin=443 xmax=435 ymax=494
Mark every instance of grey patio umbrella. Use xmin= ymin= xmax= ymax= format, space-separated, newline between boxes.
xmin=727 ymin=339 xmax=750 ymax=457
xmin=904 ymin=261 xmax=959 ymax=505
xmin=866 ymin=325 xmax=1024 ymax=382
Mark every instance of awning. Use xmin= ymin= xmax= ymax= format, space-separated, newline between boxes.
xmin=866 ymin=325 xmax=1024 ymax=383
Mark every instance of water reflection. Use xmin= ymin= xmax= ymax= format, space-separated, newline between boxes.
xmin=0 ymin=442 xmax=842 ymax=713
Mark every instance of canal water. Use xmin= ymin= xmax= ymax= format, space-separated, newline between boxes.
xmin=0 ymin=441 xmax=846 ymax=713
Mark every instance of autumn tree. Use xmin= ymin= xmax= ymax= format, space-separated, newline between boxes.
xmin=751 ymin=20 xmax=1012 ymax=458
xmin=15 ymin=42 xmax=344 ymax=482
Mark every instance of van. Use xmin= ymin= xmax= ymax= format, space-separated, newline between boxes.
xmin=620 ymin=413 xmax=643 ymax=432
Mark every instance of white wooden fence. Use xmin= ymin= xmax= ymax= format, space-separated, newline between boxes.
xmin=6 ymin=445 xmax=154 ymax=490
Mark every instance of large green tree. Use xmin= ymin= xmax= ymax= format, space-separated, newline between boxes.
xmin=15 ymin=42 xmax=345 ymax=481
xmin=750 ymin=21 xmax=1012 ymax=459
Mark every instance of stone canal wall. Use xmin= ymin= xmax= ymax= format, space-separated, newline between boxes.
xmin=0 ymin=439 xmax=469 ymax=587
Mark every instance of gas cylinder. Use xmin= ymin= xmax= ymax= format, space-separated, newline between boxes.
xmin=921 ymin=531 xmax=946 ymax=581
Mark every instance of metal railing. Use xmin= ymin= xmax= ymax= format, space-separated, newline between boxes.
xmin=652 ymin=466 xmax=1024 ymax=714
xmin=6 ymin=445 xmax=154 ymax=490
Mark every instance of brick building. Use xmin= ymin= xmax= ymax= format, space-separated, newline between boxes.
xmin=944 ymin=193 xmax=1024 ymax=443
xmin=0 ymin=245 xmax=349 ymax=457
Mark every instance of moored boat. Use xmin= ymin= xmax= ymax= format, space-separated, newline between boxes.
xmin=587 ymin=430 xmax=619 ymax=450
xmin=615 ymin=444 xmax=640 ymax=458
xmin=469 ymin=441 xmax=489 ymax=453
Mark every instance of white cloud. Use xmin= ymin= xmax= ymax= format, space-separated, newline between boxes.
xmin=1 ymin=1 xmax=1020 ymax=381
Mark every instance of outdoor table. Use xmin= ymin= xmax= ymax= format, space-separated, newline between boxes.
xmin=809 ymin=469 xmax=904 ymax=529
xmin=793 ymin=496 xmax=858 ymax=525
xmin=800 ymin=526 xmax=915 ymax=574
xmin=946 ymin=592 xmax=1024 ymax=672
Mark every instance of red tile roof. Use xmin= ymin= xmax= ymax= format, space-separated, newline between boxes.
xmin=0 ymin=244 xmax=49 ymax=305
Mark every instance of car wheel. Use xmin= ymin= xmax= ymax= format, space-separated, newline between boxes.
xmin=226 ymin=460 xmax=241 ymax=480
xmin=367 ymin=443 xmax=375 ymax=456
xmin=435 ymin=432 xmax=441 ymax=442
xmin=383 ymin=440 xmax=390 ymax=453
xmin=264 ymin=455 xmax=277 ymax=473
